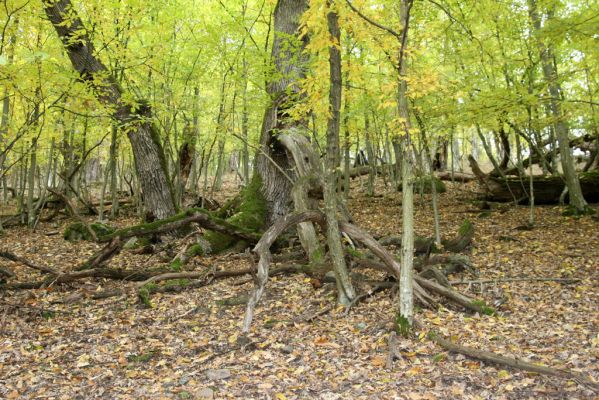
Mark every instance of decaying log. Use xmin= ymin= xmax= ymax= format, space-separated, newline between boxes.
xmin=469 ymin=155 xmax=599 ymax=204
xmin=435 ymin=171 xmax=476 ymax=183
xmin=0 ymin=267 xmax=15 ymax=279
xmin=442 ymin=220 xmax=474 ymax=252
xmin=76 ymin=237 xmax=123 ymax=271
xmin=0 ymin=266 xmax=172 ymax=290
xmin=451 ymin=277 xmax=581 ymax=285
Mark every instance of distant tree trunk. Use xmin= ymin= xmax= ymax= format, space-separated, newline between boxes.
xmin=364 ymin=114 xmax=375 ymax=196
xmin=0 ymin=89 xmax=10 ymax=207
xmin=178 ymin=86 xmax=200 ymax=196
xmin=27 ymin=137 xmax=37 ymax=227
xmin=342 ymin=36 xmax=352 ymax=198
xmin=44 ymin=0 xmax=176 ymax=219
xmin=527 ymin=0 xmax=588 ymax=213
xmin=1 ymin=32 xmax=16 ymax=206
xmin=109 ymin=125 xmax=119 ymax=218
xmin=253 ymin=0 xmax=309 ymax=225
xmin=241 ymin=58 xmax=251 ymax=185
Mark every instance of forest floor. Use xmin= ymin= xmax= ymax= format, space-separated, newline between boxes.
xmin=0 ymin=176 xmax=598 ymax=399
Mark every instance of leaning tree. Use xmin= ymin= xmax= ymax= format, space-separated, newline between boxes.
xmin=43 ymin=0 xmax=177 ymax=220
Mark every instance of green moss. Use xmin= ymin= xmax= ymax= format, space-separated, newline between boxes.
xmin=477 ymin=211 xmax=492 ymax=218
xmin=204 ymin=175 xmax=266 ymax=253
xmin=395 ymin=313 xmax=412 ymax=337
xmin=124 ymin=236 xmax=153 ymax=250
xmin=345 ymin=247 xmax=364 ymax=259
xmin=580 ymin=169 xmax=599 ymax=181
xmin=170 ymin=258 xmax=182 ymax=272
xmin=562 ymin=204 xmax=596 ymax=217
xmin=64 ymin=222 xmax=115 ymax=242
xmin=458 ymin=219 xmax=474 ymax=236
xmin=413 ymin=176 xmax=446 ymax=194
xmin=185 ymin=243 xmax=205 ymax=257
xmin=127 ymin=351 xmax=155 ymax=363
xmin=165 ymin=278 xmax=190 ymax=287
xmin=471 ymin=300 xmax=495 ymax=316
xmin=138 ymin=283 xmax=158 ymax=308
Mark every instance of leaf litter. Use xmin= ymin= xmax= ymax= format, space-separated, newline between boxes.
xmin=0 ymin=178 xmax=597 ymax=399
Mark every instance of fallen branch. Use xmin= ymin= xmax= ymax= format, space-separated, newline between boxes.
xmin=428 ymin=330 xmax=599 ymax=391
xmin=0 ymin=250 xmax=60 ymax=275
xmin=99 ymin=208 xmax=261 ymax=244
xmin=450 ymin=277 xmax=581 ymax=285
xmin=48 ymin=188 xmax=97 ymax=242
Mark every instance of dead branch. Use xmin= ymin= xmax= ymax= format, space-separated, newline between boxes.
xmin=76 ymin=237 xmax=123 ymax=271
xmin=0 ymin=250 xmax=60 ymax=275
xmin=48 ymin=188 xmax=98 ymax=241
xmin=451 ymin=277 xmax=581 ymax=285
xmin=428 ymin=330 xmax=599 ymax=391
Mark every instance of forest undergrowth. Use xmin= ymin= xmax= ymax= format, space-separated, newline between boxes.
xmin=1 ymin=176 xmax=597 ymax=400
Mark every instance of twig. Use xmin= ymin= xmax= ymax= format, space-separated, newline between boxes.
xmin=136 ymin=271 xmax=208 ymax=288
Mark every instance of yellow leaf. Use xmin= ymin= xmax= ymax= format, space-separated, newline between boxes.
xmin=498 ymin=370 xmax=511 ymax=380
xmin=276 ymin=394 xmax=288 ymax=400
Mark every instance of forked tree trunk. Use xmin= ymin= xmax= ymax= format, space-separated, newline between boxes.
xmin=44 ymin=0 xmax=176 ymax=219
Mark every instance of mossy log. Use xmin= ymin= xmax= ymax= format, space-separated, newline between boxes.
xmin=64 ymin=222 xmax=115 ymax=242
xmin=483 ymin=170 xmax=599 ymax=204
xmin=99 ymin=207 xmax=261 ymax=245
xmin=469 ymin=155 xmax=599 ymax=204
xmin=203 ymin=175 xmax=267 ymax=253
xmin=442 ymin=220 xmax=474 ymax=252
xmin=414 ymin=176 xmax=447 ymax=194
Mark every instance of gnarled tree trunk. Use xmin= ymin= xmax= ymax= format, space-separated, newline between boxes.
xmin=253 ymin=0 xmax=309 ymax=225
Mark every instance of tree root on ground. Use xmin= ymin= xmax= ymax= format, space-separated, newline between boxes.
xmin=242 ymin=210 xmax=493 ymax=332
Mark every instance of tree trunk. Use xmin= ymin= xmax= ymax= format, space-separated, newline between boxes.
xmin=397 ymin=0 xmax=415 ymax=330
xmin=527 ymin=0 xmax=589 ymax=213
xmin=44 ymin=0 xmax=176 ymax=219
xmin=325 ymin=3 xmax=356 ymax=305
xmin=253 ymin=0 xmax=309 ymax=225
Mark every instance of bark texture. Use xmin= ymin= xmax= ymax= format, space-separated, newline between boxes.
xmin=254 ymin=0 xmax=309 ymax=225
xmin=324 ymin=4 xmax=356 ymax=304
